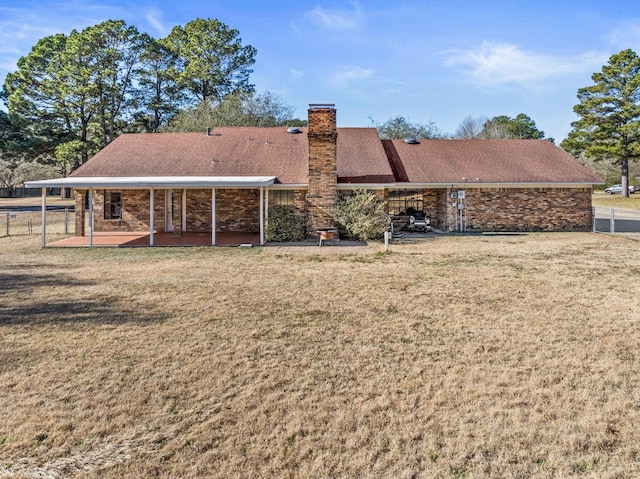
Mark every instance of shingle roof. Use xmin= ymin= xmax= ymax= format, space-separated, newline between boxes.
xmin=71 ymin=130 xmax=602 ymax=186
xmin=388 ymin=139 xmax=603 ymax=184
xmin=71 ymin=127 xmax=395 ymax=185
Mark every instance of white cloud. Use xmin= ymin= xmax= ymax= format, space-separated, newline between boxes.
xmin=289 ymin=69 xmax=305 ymax=80
xmin=145 ymin=10 xmax=166 ymax=35
xmin=443 ymin=42 xmax=608 ymax=90
xmin=305 ymin=3 xmax=363 ymax=31
xmin=606 ymin=21 xmax=640 ymax=50
xmin=328 ymin=65 xmax=375 ymax=89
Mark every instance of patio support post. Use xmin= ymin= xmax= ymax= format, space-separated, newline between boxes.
xmin=88 ymin=188 xmax=94 ymax=247
xmin=259 ymin=187 xmax=264 ymax=245
xmin=265 ymin=187 xmax=269 ymax=233
xmin=149 ymin=187 xmax=154 ymax=246
xmin=211 ymin=188 xmax=216 ymax=246
xmin=182 ymin=189 xmax=186 ymax=233
xmin=41 ymin=187 xmax=46 ymax=248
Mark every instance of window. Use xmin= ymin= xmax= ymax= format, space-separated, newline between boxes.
xmin=272 ymin=190 xmax=296 ymax=207
xmin=388 ymin=189 xmax=424 ymax=215
xmin=104 ymin=191 xmax=122 ymax=219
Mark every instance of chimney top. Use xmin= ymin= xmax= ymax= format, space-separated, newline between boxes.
xmin=309 ymin=103 xmax=335 ymax=109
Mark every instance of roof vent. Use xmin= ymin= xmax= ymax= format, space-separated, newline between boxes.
xmin=404 ymin=137 xmax=419 ymax=144
xmin=287 ymin=127 xmax=301 ymax=134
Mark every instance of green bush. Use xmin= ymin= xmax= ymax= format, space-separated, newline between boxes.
xmin=335 ymin=189 xmax=387 ymax=240
xmin=266 ymin=206 xmax=306 ymax=242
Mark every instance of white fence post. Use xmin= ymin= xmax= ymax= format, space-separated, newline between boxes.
xmin=610 ymin=208 xmax=615 ymax=235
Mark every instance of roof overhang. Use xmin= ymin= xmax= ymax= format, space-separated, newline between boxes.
xmin=25 ymin=176 xmax=278 ymax=189
xmin=384 ymin=182 xmax=603 ymax=188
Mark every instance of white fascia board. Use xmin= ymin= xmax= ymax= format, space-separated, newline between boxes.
xmin=336 ymin=184 xmax=390 ymax=190
xmin=386 ymin=182 xmax=602 ymax=189
xmin=269 ymin=184 xmax=308 ymax=190
xmin=25 ymin=176 xmax=278 ymax=189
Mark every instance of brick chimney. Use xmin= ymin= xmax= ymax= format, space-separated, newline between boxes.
xmin=307 ymin=104 xmax=338 ymax=234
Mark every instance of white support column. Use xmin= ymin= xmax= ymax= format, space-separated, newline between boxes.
xmin=149 ymin=187 xmax=154 ymax=246
xmin=88 ymin=188 xmax=94 ymax=247
xmin=41 ymin=188 xmax=46 ymax=248
xmin=211 ymin=188 xmax=216 ymax=246
xmin=259 ymin=187 xmax=264 ymax=245
xmin=265 ymin=187 xmax=269 ymax=233
xmin=182 ymin=189 xmax=187 ymax=233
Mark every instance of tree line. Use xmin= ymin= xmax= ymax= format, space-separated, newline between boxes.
xmin=375 ymin=49 xmax=640 ymax=196
xmin=0 ymin=18 xmax=264 ymax=177
xmin=374 ymin=113 xmax=547 ymax=141
xmin=1 ymin=17 xmax=639 ymax=195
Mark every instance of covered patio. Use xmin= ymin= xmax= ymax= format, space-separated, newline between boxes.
xmin=25 ymin=176 xmax=276 ymax=248
xmin=47 ymin=231 xmax=260 ymax=247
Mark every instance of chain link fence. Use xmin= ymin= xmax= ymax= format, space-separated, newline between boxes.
xmin=593 ymin=206 xmax=640 ymax=236
xmin=0 ymin=209 xmax=72 ymax=238
xmin=3 ymin=206 xmax=640 ymax=241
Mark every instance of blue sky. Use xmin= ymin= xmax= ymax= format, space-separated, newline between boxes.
xmin=1 ymin=0 xmax=640 ymax=141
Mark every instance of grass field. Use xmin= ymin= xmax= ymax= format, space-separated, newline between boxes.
xmin=2 ymin=219 xmax=640 ymax=477
xmin=592 ymin=190 xmax=640 ymax=211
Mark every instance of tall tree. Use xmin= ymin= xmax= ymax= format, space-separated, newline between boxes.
xmin=78 ymin=20 xmax=144 ymax=147
xmin=455 ymin=114 xmax=546 ymax=140
xmin=4 ymin=17 xmax=258 ymax=171
xmin=454 ymin=116 xmax=488 ymax=139
xmin=4 ymin=21 xmax=144 ymax=167
xmin=166 ymin=18 xmax=257 ymax=103
xmin=376 ymin=116 xmax=445 ymax=140
xmin=136 ymin=35 xmax=183 ymax=131
xmin=507 ymin=113 xmax=546 ymax=139
xmin=483 ymin=114 xmax=545 ymax=139
xmin=562 ymin=49 xmax=640 ymax=197
xmin=0 ymin=110 xmax=30 ymax=164
xmin=162 ymin=91 xmax=304 ymax=132
xmin=3 ymin=33 xmax=75 ymax=163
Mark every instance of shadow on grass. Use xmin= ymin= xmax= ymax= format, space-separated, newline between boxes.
xmin=0 ymin=271 xmax=168 ymax=326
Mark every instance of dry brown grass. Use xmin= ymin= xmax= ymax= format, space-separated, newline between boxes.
xmin=1 ymin=232 xmax=640 ymax=478
xmin=0 ymin=197 xmax=74 ymax=209
xmin=592 ymin=190 xmax=640 ymax=211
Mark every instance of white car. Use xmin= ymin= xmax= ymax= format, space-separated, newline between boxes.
xmin=605 ymin=184 xmax=636 ymax=194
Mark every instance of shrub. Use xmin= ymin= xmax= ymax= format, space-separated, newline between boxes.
xmin=335 ymin=189 xmax=387 ymax=240
xmin=266 ymin=206 xmax=306 ymax=242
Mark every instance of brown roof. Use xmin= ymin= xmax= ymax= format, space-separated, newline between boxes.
xmin=334 ymin=128 xmax=395 ymax=183
xmin=72 ymin=127 xmax=395 ymax=185
xmin=388 ymin=139 xmax=603 ymax=184
xmin=72 ymin=130 xmax=602 ymax=186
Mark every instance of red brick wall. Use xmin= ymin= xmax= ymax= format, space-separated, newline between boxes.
xmin=83 ymin=189 xmax=267 ymax=234
xmin=307 ymin=106 xmax=338 ymax=233
xmin=92 ymin=189 xmax=164 ymax=232
xmin=76 ymin=186 xmax=592 ymax=236
xmin=215 ymin=189 xmax=261 ymax=232
xmin=185 ymin=189 xmax=211 ymax=232
xmin=437 ymin=187 xmax=593 ymax=232
xmin=89 ymin=188 xmax=263 ymax=234
xmin=74 ymin=190 xmax=85 ymax=236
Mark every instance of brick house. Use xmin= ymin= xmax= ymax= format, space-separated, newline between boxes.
xmin=27 ymin=104 xmax=602 ymax=246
